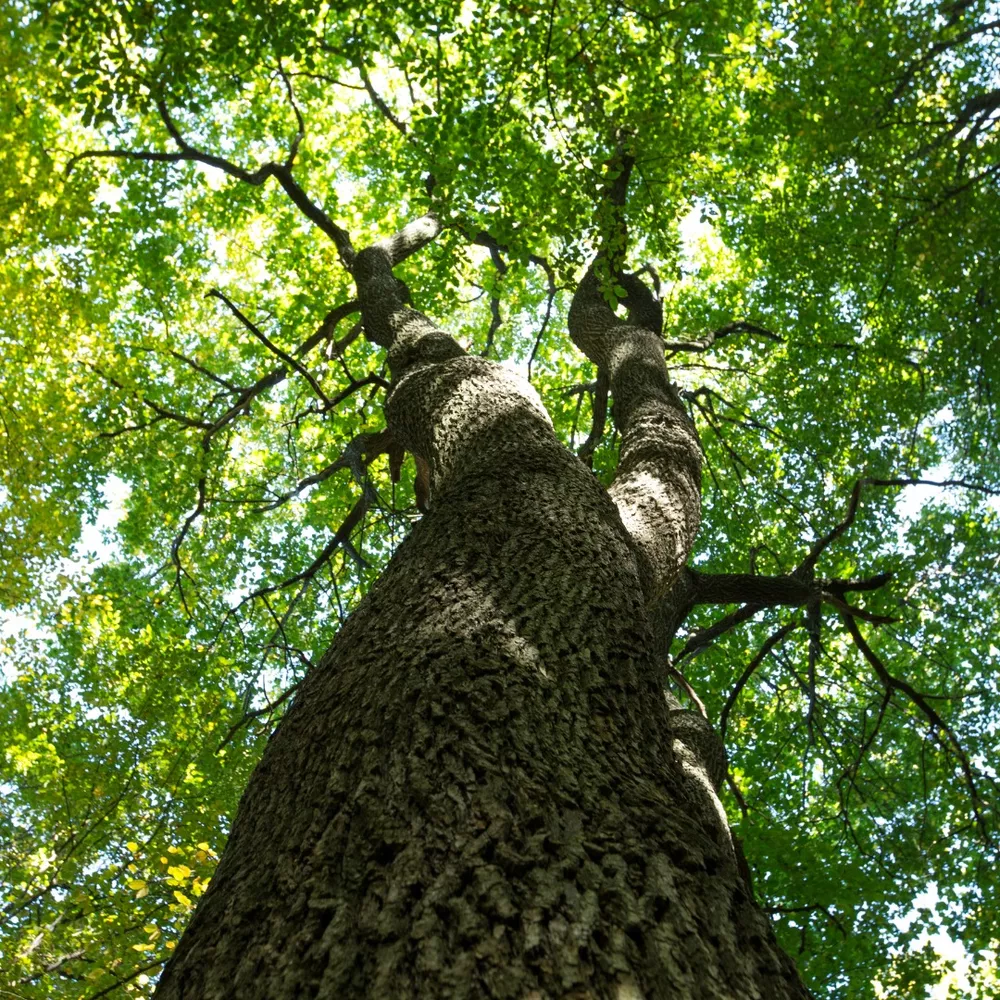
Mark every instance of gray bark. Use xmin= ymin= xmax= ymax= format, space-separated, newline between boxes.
xmin=153 ymin=246 xmax=810 ymax=999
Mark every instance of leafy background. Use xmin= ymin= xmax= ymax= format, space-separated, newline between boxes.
xmin=1 ymin=0 xmax=998 ymax=996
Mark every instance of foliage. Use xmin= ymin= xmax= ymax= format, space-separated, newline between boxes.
xmin=1 ymin=0 xmax=998 ymax=996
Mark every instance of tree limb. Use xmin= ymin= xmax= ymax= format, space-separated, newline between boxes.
xmin=719 ymin=620 xmax=801 ymax=738
xmin=663 ymin=321 xmax=783 ymax=354
xmin=842 ymin=612 xmax=990 ymax=840
xmin=577 ymin=369 xmax=608 ymax=468
xmin=207 ymin=289 xmax=331 ymax=406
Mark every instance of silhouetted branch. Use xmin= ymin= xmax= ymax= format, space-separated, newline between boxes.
xmin=96 ymin=415 xmax=167 ymax=439
xmin=800 ymin=476 xmax=999 ymax=579
xmin=719 ymin=620 xmax=801 ymax=738
xmin=359 ymin=64 xmax=409 ymax=135
xmin=203 ymin=301 xmax=360 ymax=442
xmin=211 ymin=430 xmax=391 ymax=511
xmin=170 ymin=475 xmax=207 ymax=616
xmin=843 ymin=612 xmax=990 ymax=840
xmin=577 ymin=370 xmax=609 ymax=468
xmin=276 ymin=61 xmax=305 ymax=167
xmin=674 ymin=603 xmax=762 ymax=665
xmin=663 ymin=321 xmax=782 ymax=354
xmin=483 ymin=292 xmax=503 ymax=358
xmin=682 ymin=386 xmax=782 ymax=439
xmin=527 ymin=254 xmax=558 ymax=381
xmin=299 ymin=302 xmax=361 ymax=357
xmin=841 ymin=686 xmax=893 ymax=799
xmin=69 ymin=98 xmax=356 ymax=267
xmin=458 ymin=228 xmax=556 ymax=380
xmin=207 ymin=290 xmax=331 ymax=406
xmin=236 ymin=491 xmax=370 ymax=609
xmin=888 ymin=19 xmax=1000 ymax=106
xmin=83 ymin=958 xmax=168 ymax=1000
xmin=668 ymin=568 xmax=894 ymax=663
xmin=216 ymin=680 xmax=301 ymax=751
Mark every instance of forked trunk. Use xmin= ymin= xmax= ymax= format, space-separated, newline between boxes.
xmin=153 ymin=244 xmax=809 ymax=999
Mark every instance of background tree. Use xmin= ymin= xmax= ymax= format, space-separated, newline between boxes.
xmin=1 ymin=0 xmax=998 ymax=997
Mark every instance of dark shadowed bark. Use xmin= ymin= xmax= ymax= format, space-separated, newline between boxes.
xmin=151 ymin=225 xmax=811 ymax=998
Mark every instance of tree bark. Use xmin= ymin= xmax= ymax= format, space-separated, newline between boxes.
xmin=153 ymin=246 xmax=810 ymax=999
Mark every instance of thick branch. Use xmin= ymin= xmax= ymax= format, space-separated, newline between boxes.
xmin=666 ymin=568 xmax=894 ymax=661
xmin=568 ymin=149 xmax=701 ymax=601
xmin=376 ymin=214 xmax=441 ymax=266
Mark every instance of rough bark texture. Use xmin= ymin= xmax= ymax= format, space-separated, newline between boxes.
xmin=153 ymin=246 xmax=810 ymax=999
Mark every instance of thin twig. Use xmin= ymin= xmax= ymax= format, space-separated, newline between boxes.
xmin=216 ymin=680 xmax=301 ymax=751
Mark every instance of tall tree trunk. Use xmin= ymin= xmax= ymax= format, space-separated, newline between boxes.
xmin=153 ymin=242 xmax=810 ymax=999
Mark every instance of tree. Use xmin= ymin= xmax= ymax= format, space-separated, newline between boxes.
xmin=1 ymin=0 xmax=998 ymax=997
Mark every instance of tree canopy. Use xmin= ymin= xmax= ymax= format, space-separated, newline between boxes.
xmin=1 ymin=0 xmax=998 ymax=996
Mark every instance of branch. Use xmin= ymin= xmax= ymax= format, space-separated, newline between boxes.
xmin=452 ymin=227 xmax=558 ymax=380
xmin=577 ymin=370 xmax=609 ymax=468
xmin=207 ymin=290 xmax=331 ymax=406
xmin=96 ymin=415 xmax=167 ymax=439
xmin=214 ymin=429 xmax=390 ymax=511
xmin=673 ymin=603 xmax=763 ymax=665
xmin=842 ymin=613 xmax=990 ymax=840
xmin=568 ymin=144 xmax=702 ymax=602
xmin=526 ymin=253 xmax=557 ymax=381
xmin=17 ymin=949 xmax=87 ymax=984
xmin=203 ymin=301 xmax=360 ymax=442
xmin=69 ymin=99 xmax=356 ymax=267
xmin=375 ymin=214 xmax=441 ymax=266
xmin=235 ymin=492 xmax=370 ymax=608
xmin=841 ymin=686 xmax=893 ymax=801
xmin=482 ymin=288 xmax=503 ymax=358
xmin=358 ymin=64 xmax=409 ymax=135
xmin=799 ymin=476 xmax=999 ymax=578
xmin=296 ymin=300 xmax=361 ymax=357
xmin=888 ymin=19 xmax=1000 ymax=107
xmin=663 ymin=321 xmax=783 ymax=354
xmin=666 ymin=566 xmax=896 ymax=664
xmin=83 ymin=958 xmax=168 ymax=1000
xmin=682 ymin=385 xmax=783 ymax=440
xmin=276 ymin=61 xmax=305 ymax=168
xmin=216 ymin=680 xmax=301 ymax=751
xmin=864 ymin=476 xmax=998 ymax=496
xmin=665 ymin=664 xmax=707 ymax=716
xmin=170 ymin=475 xmax=207 ymax=616
xmin=297 ymin=373 xmax=391 ymax=418
xmin=165 ymin=347 xmax=240 ymax=393
xmin=689 ymin=570 xmax=815 ymax=606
